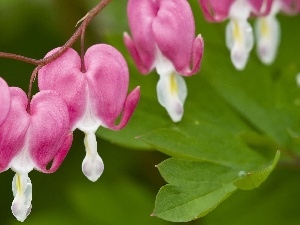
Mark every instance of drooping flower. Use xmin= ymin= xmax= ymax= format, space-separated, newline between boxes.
xmin=255 ymin=0 xmax=300 ymax=64
xmin=199 ymin=0 xmax=272 ymax=70
xmin=0 ymin=88 xmax=72 ymax=222
xmin=0 ymin=77 xmax=11 ymax=127
xmin=38 ymin=44 xmax=140 ymax=182
xmin=124 ymin=0 xmax=204 ymax=122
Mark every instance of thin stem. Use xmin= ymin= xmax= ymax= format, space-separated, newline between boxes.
xmin=27 ymin=65 xmax=43 ymax=112
xmin=0 ymin=0 xmax=112 ymax=66
xmin=80 ymin=19 xmax=88 ymax=73
xmin=0 ymin=53 xmax=39 ymax=65
xmin=2 ymin=0 xmax=113 ymax=108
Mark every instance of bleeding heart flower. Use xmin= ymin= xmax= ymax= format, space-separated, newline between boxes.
xmin=124 ymin=0 xmax=204 ymax=122
xmin=255 ymin=0 xmax=300 ymax=64
xmin=0 ymin=88 xmax=72 ymax=222
xmin=38 ymin=44 xmax=140 ymax=182
xmin=0 ymin=77 xmax=11 ymax=127
xmin=199 ymin=0 xmax=272 ymax=70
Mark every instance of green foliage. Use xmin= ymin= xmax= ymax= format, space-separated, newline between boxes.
xmin=151 ymin=152 xmax=279 ymax=222
xmin=97 ymin=1 xmax=300 ymax=222
xmin=1 ymin=1 xmax=300 ymax=224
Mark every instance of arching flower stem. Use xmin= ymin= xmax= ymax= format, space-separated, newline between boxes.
xmin=27 ymin=65 xmax=43 ymax=113
xmin=0 ymin=0 xmax=112 ymax=102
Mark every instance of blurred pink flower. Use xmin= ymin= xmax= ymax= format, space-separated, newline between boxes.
xmin=255 ymin=0 xmax=300 ymax=64
xmin=124 ymin=0 xmax=204 ymax=122
xmin=39 ymin=44 xmax=140 ymax=182
xmin=199 ymin=0 xmax=272 ymax=70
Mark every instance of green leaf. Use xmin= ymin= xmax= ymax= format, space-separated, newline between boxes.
xmin=153 ymin=152 xmax=280 ymax=222
xmin=138 ymin=126 xmax=265 ymax=169
xmin=153 ymin=183 xmax=237 ymax=222
xmin=204 ymin=168 xmax=300 ymax=225
xmin=234 ymin=150 xmax=280 ymax=190
xmin=94 ymin=3 xmax=300 ymax=223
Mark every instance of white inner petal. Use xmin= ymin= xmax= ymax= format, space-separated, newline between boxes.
xmin=154 ymin=50 xmax=187 ymax=122
xmin=255 ymin=0 xmax=281 ymax=65
xmin=156 ymin=72 xmax=187 ymax=123
xmin=229 ymin=0 xmax=251 ymax=20
xmin=11 ymin=173 xmax=32 ymax=222
xmin=154 ymin=48 xmax=175 ymax=77
xmin=255 ymin=16 xmax=280 ymax=65
xmin=82 ymin=132 xmax=104 ymax=182
xmin=75 ymin=88 xmax=102 ymax=134
xmin=10 ymin=136 xmax=34 ymax=174
xmin=226 ymin=19 xmax=254 ymax=70
xmin=296 ymin=73 xmax=300 ymax=87
xmin=75 ymin=87 xmax=104 ymax=182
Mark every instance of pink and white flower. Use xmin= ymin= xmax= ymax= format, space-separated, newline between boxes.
xmin=124 ymin=0 xmax=204 ymax=122
xmin=0 ymin=88 xmax=72 ymax=222
xmin=199 ymin=0 xmax=272 ymax=70
xmin=255 ymin=0 xmax=300 ymax=64
xmin=38 ymin=44 xmax=140 ymax=182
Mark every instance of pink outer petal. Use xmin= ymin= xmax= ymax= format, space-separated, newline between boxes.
xmin=28 ymin=90 xmax=72 ymax=173
xmin=198 ymin=0 xmax=235 ymax=22
xmin=125 ymin=0 xmax=157 ymax=74
xmin=248 ymin=0 xmax=273 ymax=16
xmin=280 ymin=0 xmax=300 ymax=14
xmin=37 ymin=133 xmax=73 ymax=173
xmin=180 ymin=34 xmax=204 ymax=76
xmin=38 ymin=48 xmax=86 ymax=129
xmin=153 ymin=0 xmax=201 ymax=76
xmin=0 ymin=77 xmax=11 ymax=127
xmin=108 ymin=87 xmax=140 ymax=130
xmin=84 ymin=44 xmax=140 ymax=130
xmin=0 ymin=88 xmax=30 ymax=172
xmin=123 ymin=32 xmax=151 ymax=74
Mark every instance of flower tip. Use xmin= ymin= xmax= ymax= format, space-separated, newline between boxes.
xmin=82 ymin=153 xmax=104 ymax=182
xmin=12 ymin=204 xmax=32 ymax=222
xmin=123 ymin=31 xmax=130 ymax=38
xmin=196 ymin=34 xmax=204 ymax=43
xmin=109 ymin=86 xmax=140 ymax=130
xmin=296 ymin=73 xmax=300 ymax=87
xmin=11 ymin=174 xmax=32 ymax=222
xmin=169 ymin=104 xmax=184 ymax=123
xmin=257 ymin=47 xmax=275 ymax=65
xmin=133 ymin=86 xmax=141 ymax=98
xmin=191 ymin=34 xmax=205 ymax=74
xmin=131 ymin=86 xmax=141 ymax=107
xmin=230 ymin=47 xmax=249 ymax=71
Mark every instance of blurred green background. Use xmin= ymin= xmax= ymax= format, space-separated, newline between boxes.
xmin=1 ymin=0 xmax=300 ymax=224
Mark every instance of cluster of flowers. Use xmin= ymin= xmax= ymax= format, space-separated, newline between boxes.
xmin=123 ymin=0 xmax=300 ymax=123
xmin=0 ymin=44 xmax=140 ymax=222
xmin=1 ymin=0 xmax=299 ymax=222
xmin=198 ymin=0 xmax=300 ymax=70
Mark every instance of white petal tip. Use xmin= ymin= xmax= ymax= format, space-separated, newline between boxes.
xmin=12 ymin=204 xmax=32 ymax=222
xmin=296 ymin=73 xmax=300 ymax=87
xmin=82 ymin=154 xmax=104 ymax=182
xmin=231 ymin=48 xmax=249 ymax=71
xmin=168 ymin=104 xmax=184 ymax=123
xmin=255 ymin=16 xmax=280 ymax=66
xmin=257 ymin=48 xmax=275 ymax=65
xmin=156 ymin=73 xmax=187 ymax=123
xmin=11 ymin=174 xmax=32 ymax=222
xmin=226 ymin=19 xmax=254 ymax=71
